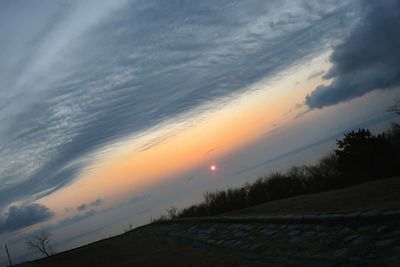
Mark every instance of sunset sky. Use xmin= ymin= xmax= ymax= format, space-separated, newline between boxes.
xmin=1 ymin=0 xmax=400 ymax=264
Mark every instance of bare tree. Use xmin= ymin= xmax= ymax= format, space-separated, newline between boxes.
xmin=166 ymin=206 xmax=178 ymax=219
xmin=26 ymin=231 xmax=54 ymax=257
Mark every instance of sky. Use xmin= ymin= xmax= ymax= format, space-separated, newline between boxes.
xmin=1 ymin=0 xmax=400 ymax=264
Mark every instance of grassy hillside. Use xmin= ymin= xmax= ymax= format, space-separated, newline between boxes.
xmin=225 ymin=176 xmax=400 ymax=216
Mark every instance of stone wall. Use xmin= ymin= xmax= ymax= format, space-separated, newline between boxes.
xmin=151 ymin=210 xmax=400 ymax=266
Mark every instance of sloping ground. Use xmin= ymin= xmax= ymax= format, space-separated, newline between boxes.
xmin=17 ymin=177 xmax=400 ymax=267
xmin=226 ymin=176 xmax=400 ymax=216
xmin=16 ymin=224 xmax=274 ymax=267
xmin=17 ymin=211 xmax=400 ymax=267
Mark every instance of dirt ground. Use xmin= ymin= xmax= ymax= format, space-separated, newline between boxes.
xmin=16 ymin=225 xmax=280 ymax=267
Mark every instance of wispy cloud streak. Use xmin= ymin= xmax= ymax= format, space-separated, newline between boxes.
xmin=0 ymin=0 xmax=356 ymax=212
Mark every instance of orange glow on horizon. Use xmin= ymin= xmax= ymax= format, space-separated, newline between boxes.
xmin=38 ymin=51 xmax=332 ymax=215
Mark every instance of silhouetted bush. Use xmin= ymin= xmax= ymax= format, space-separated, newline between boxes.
xmin=166 ymin=206 xmax=178 ymax=219
xmin=159 ymin=123 xmax=400 ymax=219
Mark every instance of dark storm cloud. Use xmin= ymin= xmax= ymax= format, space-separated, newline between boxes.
xmin=0 ymin=1 xmax=356 ymax=212
xmin=0 ymin=204 xmax=54 ymax=235
xmin=305 ymin=0 xmax=400 ymax=109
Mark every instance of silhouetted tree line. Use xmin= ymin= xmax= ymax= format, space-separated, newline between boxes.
xmin=164 ymin=122 xmax=400 ymax=219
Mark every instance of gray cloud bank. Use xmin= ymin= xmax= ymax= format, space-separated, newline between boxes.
xmin=77 ymin=198 xmax=103 ymax=211
xmin=305 ymin=0 xmax=400 ymax=109
xmin=0 ymin=203 xmax=54 ymax=235
xmin=0 ymin=1 xmax=356 ymax=214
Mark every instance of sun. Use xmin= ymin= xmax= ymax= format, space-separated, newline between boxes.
xmin=210 ymin=165 xmax=216 ymax=171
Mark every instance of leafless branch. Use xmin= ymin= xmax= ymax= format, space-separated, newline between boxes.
xmin=26 ymin=231 xmax=54 ymax=257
